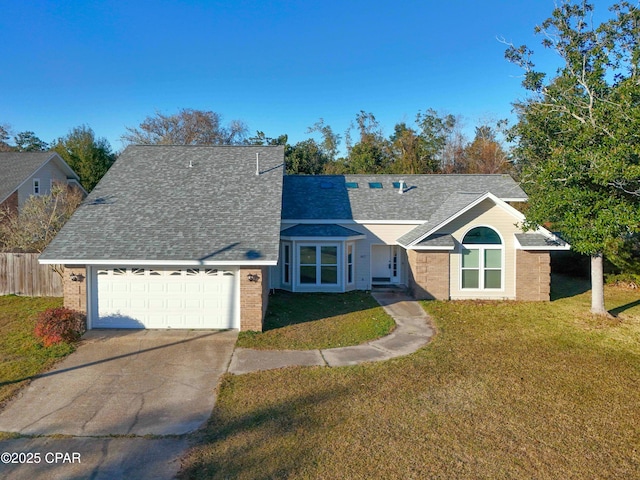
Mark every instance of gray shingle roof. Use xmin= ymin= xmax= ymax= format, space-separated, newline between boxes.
xmin=281 ymin=224 xmax=365 ymax=238
xmin=414 ymin=233 xmax=456 ymax=248
xmin=40 ymin=145 xmax=284 ymax=264
xmin=397 ymin=192 xmax=486 ymax=246
xmin=515 ymin=233 xmax=568 ymax=249
xmin=0 ymin=152 xmax=77 ymax=203
xmin=282 ymin=174 xmax=526 ymax=221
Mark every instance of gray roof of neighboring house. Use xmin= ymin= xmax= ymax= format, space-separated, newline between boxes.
xmin=282 ymin=174 xmax=526 ymax=221
xmin=281 ymin=224 xmax=365 ymax=238
xmin=40 ymin=145 xmax=285 ymax=264
xmin=515 ymin=233 xmax=568 ymax=249
xmin=0 ymin=152 xmax=79 ymax=203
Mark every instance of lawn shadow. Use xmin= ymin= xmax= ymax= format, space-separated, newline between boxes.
xmin=263 ymin=290 xmax=380 ymax=331
xmin=550 ymin=274 xmax=591 ymax=301
xmin=609 ymin=299 xmax=640 ymax=317
xmin=179 ymin=385 xmax=349 ymax=478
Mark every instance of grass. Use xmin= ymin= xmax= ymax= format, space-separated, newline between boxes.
xmin=180 ymin=276 xmax=640 ymax=479
xmin=0 ymin=295 xmax=72 ymax=407
xmin=236 ymin=290 xmax=395 ymax=350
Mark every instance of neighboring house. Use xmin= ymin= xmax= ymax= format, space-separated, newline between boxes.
xmin=0 ymin=152 xmax=86 ymax=216
xmin=40 ymin=145 xmax=569 ymax=332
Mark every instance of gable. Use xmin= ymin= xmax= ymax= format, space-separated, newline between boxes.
xmin=0 ymin=152 xmax=76 ymax=203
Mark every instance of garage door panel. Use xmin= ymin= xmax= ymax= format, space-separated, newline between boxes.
xmin=94 ymin=267 xmax=238 ymax=329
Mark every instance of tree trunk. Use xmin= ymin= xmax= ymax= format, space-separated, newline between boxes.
xmin=590 ymin=253 xmax=607 ymax=315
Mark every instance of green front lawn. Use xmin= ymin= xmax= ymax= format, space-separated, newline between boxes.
xmin=180 ymin=277 xmax=640 ymax=479
xmin=236 ymin=290 xmax=395 ymax=350
xmin=0 ymin=296 xmax=71 ymax=407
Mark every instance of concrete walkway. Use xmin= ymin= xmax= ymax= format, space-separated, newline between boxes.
xmin=228 ymin=291 xmax=435 ymax=374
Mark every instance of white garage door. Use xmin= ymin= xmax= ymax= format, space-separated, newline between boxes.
xmin=93 ymin=267 xmax=238 ymax=329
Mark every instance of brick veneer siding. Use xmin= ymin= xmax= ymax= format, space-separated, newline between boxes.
xmin=407 ymin=250 xmax=450 ymax=300
xmin=63 ymin=265 xmax=87 ymax=313
xmin=516 ymin=250 xmax=551 ymax=301
xmin=0 ymin=191 xmax=19 ymax=218
xmin=239 ymin=266 xmax=270 ymax=331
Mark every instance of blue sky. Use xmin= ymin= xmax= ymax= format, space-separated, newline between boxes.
xmin=0 ymin=1 xmax=617 ymax=153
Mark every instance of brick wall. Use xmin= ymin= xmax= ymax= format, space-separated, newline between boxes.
xmin=407 ymin=250 xmax=450 ymax=300
xmin=63 ymin=265 xmax=87 ymax=312
xmin=239 ymin=266 xmax=269 ymax=331
xmin=516 ymin=250 xmax=551 ymax=301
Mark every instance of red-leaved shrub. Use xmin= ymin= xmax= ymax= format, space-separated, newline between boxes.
xmin=34 ymin=307 xmax=86 ymax=347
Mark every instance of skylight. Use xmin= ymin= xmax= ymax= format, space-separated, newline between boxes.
xmin=345 ymin=182 xmax=359 ymax=189
xmin=368 ymin=182 xmax=383 ymax=189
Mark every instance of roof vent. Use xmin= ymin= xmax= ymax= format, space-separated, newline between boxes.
xmin=188 ymin=160 xmax=193 ymax=168
xmin=256 ymin=153 xmax=260 ymax=175
xmin=398 ymin=180 xmax=405 ymax=194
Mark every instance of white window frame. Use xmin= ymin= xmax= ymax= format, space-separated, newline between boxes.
xmin=346 ymin=242 xmax=355 ymax=285
xmin=282 ymin=242 xmax=292 ymax=286
xmin=460 ymin=226 xmax=504 ymax=291
xmin=296 ymin=243 xmax=341 ymax=288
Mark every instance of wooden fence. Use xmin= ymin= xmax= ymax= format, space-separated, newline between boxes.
xmin=0 ymin=253 xmax=63 ymax=296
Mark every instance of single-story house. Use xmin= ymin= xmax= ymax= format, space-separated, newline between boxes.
xmin=0 ymin=151 xmax=86 ymax=215
xmin=40 ymin=145 xmax=569 ymax=331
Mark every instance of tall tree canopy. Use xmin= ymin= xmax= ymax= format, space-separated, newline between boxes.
xmin=14 ymin=131 xmax=48 ymax=151
xmin=506 ymin=0 xmax=640 ymax=314
xmin=52 ymin=125 xmax=116 ymax=192
xmin=122 ymin=108 xmax=248 ymax=145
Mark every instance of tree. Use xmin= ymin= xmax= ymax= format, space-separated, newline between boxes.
xmin=415 ymin=109 xmax=462 ymax=172
xmin=52 ymin=126 xmax=116 ymax=192
xmin=245 ymin=131 xmax=288 ymax=146
xmin=342 ymin=111 xmax=391 ymax=173
xmin=462 ymin=123 xmax=512 ymax=174
xmin=389 ymin=122 xmax=439 ymax=174
xmin=505 ymin=0 xmax=640 ymax=314
xmin=122 ymin=108 xmax=248 ymax=145
xmin=285 ymin=139 xmax=330 ymax=174
xmin=14 ymin=131 xmax=48 ymax=151
xmin=306 ymin=118 xmax=341 ymax=162
xmin=0 ymin=183 xmax=84 ymax=253
xmin=0 ymin=124 xmax=13 ymax=152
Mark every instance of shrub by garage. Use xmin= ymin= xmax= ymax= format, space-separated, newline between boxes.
xmin=34 ymin=307 xmax=86 ymax=347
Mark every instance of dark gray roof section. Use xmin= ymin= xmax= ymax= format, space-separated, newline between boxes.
xmin=515 ymin=233 xmax=568 ymax=249
xmin=397 ymin=192 xmax=486 ymax=246
xmin=0 ymin=152 xmax=78 ymax=203
xmin=282 ymin=174 xmax=526 ymax=221
xmin=40 ymin=145 xmax=285 ymax=263
xmin=281 ymin=224 xmax=365 ymax=238
xmin=414 ymin=233 xmax=456 ymax=248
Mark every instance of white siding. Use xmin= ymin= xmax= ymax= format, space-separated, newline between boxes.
xmin=17 ymin=160 xmax=70 ymax=208
xmin=353 ymin=224 xmax=414 ymax=289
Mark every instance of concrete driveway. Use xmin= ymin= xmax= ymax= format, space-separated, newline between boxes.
xmin=0 ymin=329 xmax=238 ymax=436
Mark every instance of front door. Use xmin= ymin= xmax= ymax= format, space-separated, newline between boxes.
xmin=371 ymin=245 xmax=400 ymax=284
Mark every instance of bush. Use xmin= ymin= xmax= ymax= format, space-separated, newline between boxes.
xmin=34 ymin=307 xmax=86 ymax=347
xmin=605 ymin=273 xmax=640 ymax=289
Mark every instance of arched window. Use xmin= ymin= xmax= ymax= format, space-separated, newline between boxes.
xmin=461 ymin=226 xmax=503 ymax=289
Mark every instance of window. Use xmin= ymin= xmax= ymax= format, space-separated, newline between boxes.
xmin=283 ymin=243 xmax=291 ymax=285
xmin=461 ymin=227 xmax=502 ymax=290
xmin=33 ymin=179 xmax=40 ymax=195
xmin=368 ymin=182 xmax=383 ymax=189
xmin=345 ymin=182 xmax=359 ymax=189
xmin=347 ymin=244 xmax=354 ymax=284
xmin=298 ymin=245 xmax=339 ymax=286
